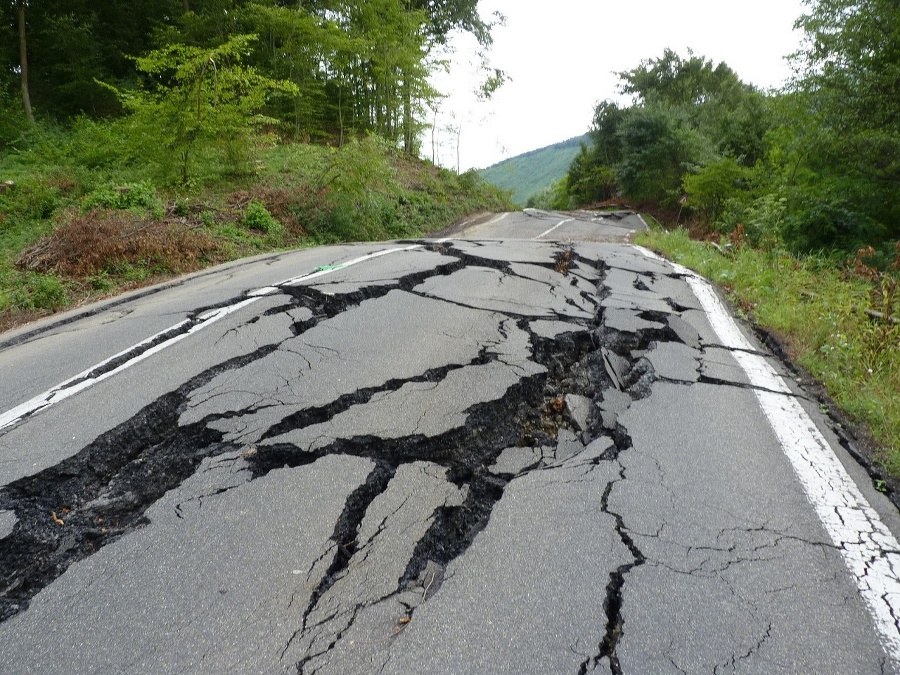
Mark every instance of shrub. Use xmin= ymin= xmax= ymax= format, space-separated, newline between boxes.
xmin=8 ymin=273 xmax=69 ymax=311
xmin=242 ymin=200 xmax=283 ymax=234
xmin=719 ymin=193 xmax=788 ymax=248
xmin=0 ymin=178 xmax=63 ymax=224
xmin=81 ymin=181 xmax=162 ymax=214
xmin=682 ymin=157 xmax=747 ymax=224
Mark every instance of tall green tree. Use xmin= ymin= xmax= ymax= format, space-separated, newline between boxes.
xmin=618 ymin=48 xmax=746 ymax=110
xmin=111 ymin=34 xmax=298 ymax=184
xmin=783 ymin=0 xmax=900 ymax=249
xmin=562 ymin=50 xmax=761 ymax=208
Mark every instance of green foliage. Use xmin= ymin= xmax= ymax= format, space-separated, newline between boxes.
xmin=527 ymin=177 xmax=571 ymax=211
xmin=3 ymin=0 xmax=504 ymax=162
xmin=0 ymin=178 xmax=63 ymax=225
xmin=588 ymin=101 xmax=626 ymax=166
xmin=0 ymin=93 xmax=31 ymax=153
xmin=559 ymin=50 xmax=757 ymax=210
xmin=777 ymin=0 xmax=900 ymax=250
xmin=82 ymin=181 xmax=161 ymax=214
xmin=318 ymin=135 xmax=397 ymax=197
xmin=780 ymin=184 xmax=886 ymax=253
xmin=616 ymin=103 xmax=713 ymax=204
xmin=1 ymin=0 xmax=176 ymax=119
xmin=563 ymin=14 xmax=900 ymax=255
xmin=618 ymin=48 xmax=746 ymax=109
xmin=682 ymin=157 xmax=747 ymax=224
xmin=2 ymin=272 xmax=69 ymax=312
xmin=242 ymin=200 xmax=283 ymax=234
xmin=567 ymin=151 xmax=616 ymax=206
xmin=0 ymin=99 xmax=513 ymax=326
xmin=304 ymin=136 xmax=402 ymax=243
xmin=108 ymin=34 xmax=298 ymax=184
xmin=720 ymin=193 xmax=788 ymax=248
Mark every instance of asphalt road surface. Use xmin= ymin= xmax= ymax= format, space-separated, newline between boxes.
xmin=1 ymin=209 xmax=900 ymax=674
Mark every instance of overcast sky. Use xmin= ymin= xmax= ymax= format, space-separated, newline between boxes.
xmin=429 ymin=0 xmax=809 ymax=171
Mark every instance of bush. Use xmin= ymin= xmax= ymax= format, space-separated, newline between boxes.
xmin=6 ymin=273 xmax=69 ymax=311
xmin=0 ymin=178 xmax=64 ymax=225
xmin=0 ymin=95 xmax=31 ymax=153
xmin=682 ymin=157 xmax=747 ymax=224
xmin=242 ymin=200 xmax=283 ymax=234
xmin=81 ymin=181 xmax=162 ymax=214
xmin=110 ymin=35 xmax=298 ymax=185
xmin=719 ymin=193 xmax=788 ymax=247
xmin=782 ymin=189 xmax=886 ymax=253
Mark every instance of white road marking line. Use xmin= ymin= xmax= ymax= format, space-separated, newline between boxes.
xmin=0 ymin=318 xmax=186 ymax=432
xmin=0 ymin=245 xmax=423 ymax=433
xmin=635 ymin=245 xmax=900 ymax=664
xmin=483 ymin=212 xmax=509 ymax=227
xmin=277 ymin=244 xmax=422 ymax=287
xmin=534 ymin=218 xmax=574 ymax=240
xmin=0 ymin=298 xmax=261 ymax=433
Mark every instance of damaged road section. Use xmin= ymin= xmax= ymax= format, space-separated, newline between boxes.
xmin=0 ymin=240 xmax=898 ymax=674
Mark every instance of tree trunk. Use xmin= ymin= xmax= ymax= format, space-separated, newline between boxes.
xmin=182 ymin=0 xmax=191 ymax=12
xmin=17 ymin=0 xmax=35 ymax=125
xmin=403 ymin=76 xmax=413 ymax=153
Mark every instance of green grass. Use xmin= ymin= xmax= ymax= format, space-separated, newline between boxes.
xmin=636 ymin=227 xmax=900 ymax=476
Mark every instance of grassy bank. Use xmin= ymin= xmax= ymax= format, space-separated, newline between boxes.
xmin=0 ymin=132 xmax=513 ymax=333
xmin=636 ymin=227 xmax=900 ymax=478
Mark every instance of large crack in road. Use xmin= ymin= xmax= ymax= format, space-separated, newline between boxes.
xmin=0 ymin=240 xmax=895 ymax=674
xmin=0 ymin=243 xmax=602 ymax=619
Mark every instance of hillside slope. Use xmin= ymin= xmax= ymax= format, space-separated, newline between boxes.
xmin=479 ymin=135 xmax=589 ymax=206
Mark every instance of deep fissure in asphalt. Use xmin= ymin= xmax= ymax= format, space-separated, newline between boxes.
xmin=0 ymin=242 xmax=706 ymax=675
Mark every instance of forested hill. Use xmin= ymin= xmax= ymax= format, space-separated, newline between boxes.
xmin=479 ymin=135 xmax=589 ymax=206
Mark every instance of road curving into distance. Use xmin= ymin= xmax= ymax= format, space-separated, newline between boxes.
xmin=1 ymin=208 xmax=899 ymax=674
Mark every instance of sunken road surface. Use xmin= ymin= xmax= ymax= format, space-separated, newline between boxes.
xmin=0 ymin=227 xmax=899 ymax=673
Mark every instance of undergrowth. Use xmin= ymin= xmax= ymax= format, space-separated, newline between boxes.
xmin=636 ymin=227 xmax=900 ymax=478
xmin=0 ymin=133 xmax=513 ymax=331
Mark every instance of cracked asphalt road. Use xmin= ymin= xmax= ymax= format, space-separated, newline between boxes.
xmin=1 ymin=209 xmax=900 ymax=673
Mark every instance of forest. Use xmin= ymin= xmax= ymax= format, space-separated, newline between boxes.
xmin=2 ymin=0 xmax=498 ymax=152
xmin=541 ymin=0 xmax=899 ymax=263
xmin=0 ymin=0 xmax=511 ymax=326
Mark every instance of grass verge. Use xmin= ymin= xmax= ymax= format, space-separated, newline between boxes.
xmin=636 ymin=227 xmax=900 ymax=480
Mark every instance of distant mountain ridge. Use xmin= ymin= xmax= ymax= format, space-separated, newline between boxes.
xmin=478 ymin=134 xmax=590 ymax=206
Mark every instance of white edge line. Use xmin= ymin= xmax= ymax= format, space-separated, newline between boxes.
xmin=0 ymin=318 xmax=189 ymax=430
xmin=0 ymin=299 xmax=261 ymax=432
xmin=635 ymin=245 xmax=900 ymax=663
xmin=1 ymin=244 xmax=425 ymax=432
xmin=278 ymin=244 xmax=423 ymax=287
xmin=534 ymin=218 xmax=574 ymax=241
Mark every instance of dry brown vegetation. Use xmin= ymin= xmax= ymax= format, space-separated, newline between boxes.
xmin=17 ymin=208 xmax=221 ymax=277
